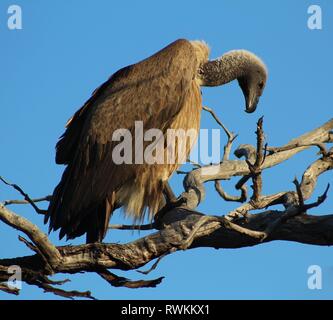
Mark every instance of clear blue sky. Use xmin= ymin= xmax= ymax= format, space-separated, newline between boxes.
xmin=1 ymin=0 xmax=332 ymax=300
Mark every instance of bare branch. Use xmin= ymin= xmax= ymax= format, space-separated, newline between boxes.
xmin=214 ymin=180 xmax=247 ymax=203
xmin=267 ymin=142 xmax=328 ymax=156
xmin=3 ymin=195 xmax=52 ymax=206
xmin=302 ymin=184 xmax=330 ymax=211
xmin=1 ymin=118 xmax=333 ymax=298
xmin=0 ymin=204 xmax=62 ymax=269
xmin=203 ymin=106 xmax=238 ymax=160
xmin=247 ymin=117 xmax=265 ymax=203
xmin=0 ymin=177 xmax=47 ymax=215
xmin=37 ymin=283 xmax=95 ymax=300
xmin=293 ymin=178 xmax=305 ymax=208
xmin=98 ymin=269 xmax=164 ymax=288
xmin=137 ymin=248 xmax=176 ymax=275
xmin=220 ymin=217 xmax=266 ymax=240
xmin=202 ymin=106 xmax=234 ymax=139
xmin=0 ymin=283 xmax=20 ymax=295
xmin=182 ymin=118 xmax=333 ymax=209
xmin=187 ymin=158 xmax=201 ymax=168
xmin=108 ymin=223 xmax=156 ymax=231
xmin=226 ymin=191 xmax=288 ymax=220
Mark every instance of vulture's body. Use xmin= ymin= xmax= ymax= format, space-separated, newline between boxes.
xmin=46 ymin=39 xmax=267 ymax=243
xmin=46 ymin=40 xmax=209 ymax=242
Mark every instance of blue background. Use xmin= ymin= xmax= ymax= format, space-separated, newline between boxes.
xmin=0 ymin=0 xmax=332 ymax=299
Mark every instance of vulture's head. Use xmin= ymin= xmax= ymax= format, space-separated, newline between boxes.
xmin=197 ymin=46 xmax=268 ymax=114
xmin=237 ymin=54 xmax=267 ymax=113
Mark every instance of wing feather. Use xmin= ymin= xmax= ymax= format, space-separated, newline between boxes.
xmin=46 ymin=39 xmax=198 ymax=239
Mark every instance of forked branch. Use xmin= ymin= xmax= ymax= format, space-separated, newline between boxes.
xmin=1 ymin=117 xmax=333 ymax=298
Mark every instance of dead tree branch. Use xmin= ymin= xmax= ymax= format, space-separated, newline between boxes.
xmin=182 ymin=118 xmax=333 ymax=209
xmin=3 ymin=195 xmax=52 ymax=207
xmin=1 ymin=118 xmax=333 ymax=298
xmin=0 ymin=177 xmax=48 ymax=215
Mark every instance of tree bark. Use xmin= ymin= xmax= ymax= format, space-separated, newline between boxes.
xmin=1 ymin=117 xmax=332 ymax=298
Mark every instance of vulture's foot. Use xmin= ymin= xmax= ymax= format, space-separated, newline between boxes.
xmin=162 ymin=181 xmax=188 ymax=208
xmin=154 ymin=195 xmax=187 ymax=229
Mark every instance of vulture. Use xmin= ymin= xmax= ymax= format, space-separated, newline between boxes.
xmin=46 ymin=39 xmax=267 ymax=243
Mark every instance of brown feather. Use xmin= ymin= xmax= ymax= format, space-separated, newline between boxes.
xmin=46 ymin=39 xmax=208 ymax=242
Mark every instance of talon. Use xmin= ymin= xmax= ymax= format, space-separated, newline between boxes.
xmin=169 ymin=195 xmax=186 ymax=208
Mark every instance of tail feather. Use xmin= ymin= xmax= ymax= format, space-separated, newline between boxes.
xmin=46 ymin=166 xmax=114 ymax=243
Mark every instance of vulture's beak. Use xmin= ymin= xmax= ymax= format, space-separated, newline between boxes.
xmin=245 ymin=95 xmax=259 ymax=113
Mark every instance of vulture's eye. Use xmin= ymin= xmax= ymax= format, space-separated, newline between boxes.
xmin=258 ymin=82 xmax=264 ymax=89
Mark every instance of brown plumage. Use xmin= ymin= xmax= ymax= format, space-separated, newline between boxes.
xmin=46 ymin=39 xmax=267 ymax=243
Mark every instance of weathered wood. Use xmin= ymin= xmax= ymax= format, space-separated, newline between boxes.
xmin=0 ymin=118 xmax=332 ymax=298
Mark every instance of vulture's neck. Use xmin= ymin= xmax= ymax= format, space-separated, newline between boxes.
xmin=198 ymin=50 xmax=264 ymax=87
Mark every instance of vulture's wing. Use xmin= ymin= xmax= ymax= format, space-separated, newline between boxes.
xmin=46 ymin=39 xmax=198 ymax=240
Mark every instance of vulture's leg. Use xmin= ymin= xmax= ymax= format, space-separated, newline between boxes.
xmin=154 ymin=181 xmax=186 ymax=227
xmin=163 ymin=181 xmax=185 ymax=207
xmin=163 ymin=181 xmax=177 ymax=203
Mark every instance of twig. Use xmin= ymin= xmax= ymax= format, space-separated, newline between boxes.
xmin=235 ymin=176 xmax=251 ymax=191
xmin=109 ymin=223 xmax=156 ymax=230
xmin=0 ymin=204 xmax=61 ymax=269
xmin=262 ymin=143 xmax=268 ymax=165
xmin=37 ymin=282 xmax=95 ymax=300
xmin=177 ymin=215 xmax=212 ymax=250
xmin=0 ymin=283 xmax=20 ymax=295
xmin=182 ymin=119 xmax=333 ymax=209
xmin=299 ymin=154 xmax=333 ymax=200
xmin=293 ymin=178 xmax=305 ymax=208
xmin=302 ymin=184 xmax=330 ymax=211
xmin=246 ymin=117 xmax=265 ymax=203
xmin=187 ymin=158 xmax=201 ymax=168
xmin=202 ymin=106 xmax=232 ymax=136
xmin=98 ymin=269 xmax=164 ymax=288
xmin=18 ymin=235 xmax=38 ymax=254
xmin=268 ymin=142 xmax=327 ymax=156
xmin=177 ymin=170 xmax=189 ymax=175
xmin=3 ymin=195 xmax=52 ymax=206
xmin=203 ymin=106 xmax=238 ymax=160
xmin=0 ymin=177 xmax=47 ymax=215
xmin=220 ymin=217 xmax=266 ymax=240
xmin=137 ymin=248 xmax=176 ymax=275
xmin=214 ymin=180 xmax=247 ymax=203
xmin=261 ymin=184 xmax=330 ymax=241
xmin=225 ymin=191 xmax=288 ymax=221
